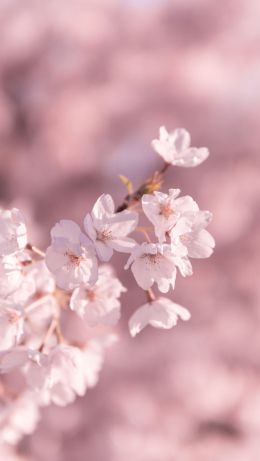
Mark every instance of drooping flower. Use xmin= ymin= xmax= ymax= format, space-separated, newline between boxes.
xmin=84 ymin=194 xmax=138 ymax=262
xmin=0 ymin=208 xmax=27 ymax=257
xmin=45 ymin=220 xmax=98 ymax=291
xmin=129 ymin=297 xmax=191 ymax=337
xmin=142 ymin=189 xmax=199 ymax=242
xmin=70 ymin=265 xmax=126 ymax=327
xmin=152 ymin=126 xmax=209 ymax=167
xmin=125 ymin=243 xmax=192 ymax=293
xmin=169 ymin=211 xmax=215 ymax=259
xmin=26 ymin=344 xmax=88 ymax=406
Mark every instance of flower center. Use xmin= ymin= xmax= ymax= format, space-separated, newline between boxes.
xmin=159 ymin=203 xmax=173 ymax=218
xmin=65 ymin=252 xmax=81 ymax=266
xmin=180 ymin=234 xmax=190 ymax=242
xmin=96 ymin=229 xmax=112 ymax=242
xmin=143 ymin=253 xmax=162 ymax=265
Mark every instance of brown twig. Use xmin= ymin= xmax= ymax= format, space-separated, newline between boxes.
xmin=146 ymin=289 xmax=156 ymax=303
xmin=116 ymin=162 xmax=170 ymax=213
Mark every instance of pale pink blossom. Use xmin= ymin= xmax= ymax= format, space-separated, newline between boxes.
xmin=0 ymin=301 xmax=24 ymax=350
xmin=170 ymin=211 xmax=215 ymax=259
xmin=142 ymin=189 xmax=198 ymax=242
xmin=129 ymin=297 xmax=191 ymax=337
xmin=46 ymin=220 xmax=98 ymax=291
xmin=26 ymin=345 xmax=88 ymax=406
xmin=152 ymin=126 xmax=209 ymax=167
xmin=84 ymin=194 xmax=138 ymax=262
xmin=0 ymin=208 xmax=27 ymax=256
xmin=125 ymin=243 xmax=192 ymax=293
xmin=70 ymin=265 xmax=126 ymax=327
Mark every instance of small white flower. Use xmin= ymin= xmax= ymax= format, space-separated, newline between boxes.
xmin=0 ymin=208 xmax=27 ymax=256
xmin=70 ymin=265 xmax=126 ymax=327
xmin=84 ymin=194 xmax=138 ymax=262
xmin=45 ymin=220 xmax=98 ymax=291
xmin=170 ymin=211 xmax=215 ymax=259
xmin=129 ymin=297 xmax=191 ymax=337
xmin=0 ymin=301 xmax=24 ymax=351
xmin=26 ymin=345 xmax=87 ymax=406
xmin=142 ymin=189 xmax=199 ymax=242
xmin=152 ymin=126 xmax=209 ymax=167
xmin=125 ymin=243 xmax=192 ymax=293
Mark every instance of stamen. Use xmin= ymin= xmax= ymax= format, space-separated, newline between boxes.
xmin=65 ymin=252 xmax=81 ymax=266
xmin=159 ymin=202 xmax=174 ymax=218
xmin=96 ymin=229 xmax=112 ymax=242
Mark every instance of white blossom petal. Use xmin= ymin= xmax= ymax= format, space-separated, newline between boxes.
xmin=46 ymin=220 xmax=98 ymax=290
xmin=70 ymin=265 xmax=126 ymax=327
xmin=152 ymin=126 xmax=209 ymax=167
xmin=129 ymin=297 xmax=191 ymax=337
xmin=84 ymin=194 xmax=138 ymax=261
xmin=125 ymin=243 xmax=179 ymax=293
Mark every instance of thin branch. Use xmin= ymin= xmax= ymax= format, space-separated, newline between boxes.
xmin=26 ymin=243 xmax=46 ymax=258
xmin=146 ymin=289 xmax=156 ymax=303
xmin=38 ymin=317 xmax=58 ymax=352
xmin=136 ymin=226 xmax=152 ymax=243
xmin=116 ymin=162 xmax=170 ymax=213
xmin=25 ymin=294 xmax=53 ymax=314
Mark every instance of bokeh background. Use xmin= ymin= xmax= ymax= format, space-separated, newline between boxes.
xmin=1 ymin=0 xmax=260 ymax=460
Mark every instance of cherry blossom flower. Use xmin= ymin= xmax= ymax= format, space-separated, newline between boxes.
xmin=129 ymin=297 xmax=191 ymax=337
xmin=0 ymin=301 xmax=24 ymax=350
xmin=70 ymin=265 xmax=126 ymax=327
xmin=170 ymin=211 xmax=215 ymax=259
xmin=152 ymin=126 xmax=209 ymax=167
xmin=84 ymin=194 xmax=138 ymax=262
xmin=0 ymin=208 xmax=27 ymax=257
xmin=142 ymin=189 xmax=199 ymax=242
xmin=125 ymin=243 xmax=192 ymax=293
xmin=45 ymin=220 xmax=98 ymax=290
xmin=26 ymin=345 xmax=88 ymax=406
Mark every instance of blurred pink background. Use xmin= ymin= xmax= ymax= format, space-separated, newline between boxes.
xmin=1 ymin=0 xmax=260 ymax=459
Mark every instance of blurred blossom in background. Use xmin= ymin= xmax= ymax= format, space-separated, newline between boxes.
xmin=0 ymin=0 xmax=260 ymax=460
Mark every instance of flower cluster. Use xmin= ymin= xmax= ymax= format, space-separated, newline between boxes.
xmin=0 ymin=126 xmax=214 ymax=444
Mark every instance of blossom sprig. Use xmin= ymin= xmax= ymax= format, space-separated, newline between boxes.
xmin=0 ymin=126 xmax=214 ymax=444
